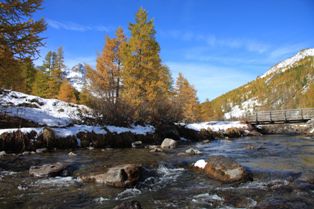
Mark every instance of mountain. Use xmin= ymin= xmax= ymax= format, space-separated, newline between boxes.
xmin=62 ymin=63 xmax=87 ymax=92
xmin=260 ymin=48 xmax=314 ymax=79
xmin=200 ymin=48 xmax=314 ymax=120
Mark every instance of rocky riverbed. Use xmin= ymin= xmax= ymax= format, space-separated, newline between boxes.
xmin=0 ymin=135 xmax=314 ymax=209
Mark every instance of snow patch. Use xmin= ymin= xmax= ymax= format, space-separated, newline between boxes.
xmin=186 ymin=121 xmax=248 ymax=132
xmin=261 ymin=48 xmax=314 ymax=78
xmin=0 ymin=127 xmax=43 ymax=135
xmin=193 ymin=159 xmax=207 ymax=169
xmin=106 ymin=124 xmax=155 ymax=135
xmin=62 ymin=64 xmax=86 ymax=92
xmin=53 ymin=125 xmax=106 ymax=138
xmin=0 ymin=90 xmax=93 ymax=127
xmin=224 ymin=98 xmax=261 ymax=119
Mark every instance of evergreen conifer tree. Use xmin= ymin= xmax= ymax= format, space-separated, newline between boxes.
xmin=121 ymin=8 xmax=172 ymax=123
xmin=32 ymin=69 xmax=50 ymax=97
xmin=0 ymin=0 xmax=46 ymax=90
xmin=175 ymin=73 xmax=200 ymax=122
xmin=58 ymin=80 xmax=77 ymax=103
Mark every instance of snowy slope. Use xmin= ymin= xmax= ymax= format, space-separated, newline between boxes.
xmin=261 ymin=48 xmax=314 ymax=78
xmin=0 ymin=90 xmax=156 ymax=135
xmin=0 ymin=90 xmax=93 ymax=127
xmin=224 ymin=98 xmax=261 ymax=119
xmin=62 ymin=64 xmax=87 ymax=91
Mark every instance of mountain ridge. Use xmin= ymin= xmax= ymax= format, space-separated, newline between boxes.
xmin=200 ymin=48 xmax=314 ymax=120
xmin=261 ymin=48 xmax=314 ymax=79
xmin=62 ymin=63 xmax=87 ymax=92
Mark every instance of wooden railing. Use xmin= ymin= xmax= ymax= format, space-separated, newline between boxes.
xmin=246 ymin=108 xmax=314 ymax=124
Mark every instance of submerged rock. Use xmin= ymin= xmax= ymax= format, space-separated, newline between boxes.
xmin=68 ymin=152 xmax=77 ymax=156
xmin=113 ymin=200 xmax=142 ymax=209
xmin=185 ymin=148 xmax=202 ymax=155
xmin=29 ymin=162 xmax=67 ymax=177
xmin=0 ymin=150 xmax=6 ymax=157
xmin=150 ymin=148 xmax=163 ymax=152
xmin=204 ymin=155 xmax=247 ymax=183
xmin=81 ymin=164 xmax=142 ymax=188
xmin=36 ymin=148 xmax=47 ymax=153
xmin=202 ymin=139 xmax=210 ymax=144
xmin=160 ymin=138 xmax=177 ymax=149
xmin=131 ymin=141 xmax=143 ymax=148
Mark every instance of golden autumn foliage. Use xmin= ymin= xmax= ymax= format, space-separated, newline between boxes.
xmin=200 ymin=56 xmax=314 ymax=120
xmin=0 ymin=0 xmax=46 ymax=90
xmin=175 ymin=73 xmax=200 ymax=122
xmin=121 ymin=8 xmax=173 ymax=123
xmin=85 ymin=28 xmax=130 ymax=125
xmin=57 ymin=80 xmax=77 ymax=103
xmin=87 ymin=28 xmax=126 ymax=102
xmin=85 ymin=8 xmax=177 ymax=125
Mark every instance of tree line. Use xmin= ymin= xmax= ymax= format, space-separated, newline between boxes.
xmin=0 ymin=0 xmax=201 ymax=125
xmin=84 ymin=8 xmax=200 ymax=125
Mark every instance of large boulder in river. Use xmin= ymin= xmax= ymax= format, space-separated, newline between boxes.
xmin=160 ymin=138 xmax=177 ymax=149
xmin=29 ymin=162 xmax=67 ymax=177
xmin=81 ymin=164 xmax=142 ymax=188
xmin=204 ymin=156 xmax=247 ymax=183
xmin=113 ymin=200 xmax=142 ymax=209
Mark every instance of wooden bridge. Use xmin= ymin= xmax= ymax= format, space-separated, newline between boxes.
xmin=246 ymin=108 xmax=314 ymax=125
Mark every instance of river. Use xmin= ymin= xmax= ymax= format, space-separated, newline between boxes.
xmin=0 ymin=135 xmax=314 ymax=209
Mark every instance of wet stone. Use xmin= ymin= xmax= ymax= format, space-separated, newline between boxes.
xmin=29 ymin=162 xmax=67 ymax=178
xmin=160 ymin=138 xmax=177 ymax=149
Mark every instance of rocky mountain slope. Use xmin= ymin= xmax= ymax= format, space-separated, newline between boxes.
xmin=200 ymin=48 xmax=314 ymax=120
xmin=62 ymin=63 xmax=87 ymax=92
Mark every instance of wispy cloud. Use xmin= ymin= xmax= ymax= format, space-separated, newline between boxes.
xmin=47 ymin=19 xmax=111 ymax=32
xmin=159 ymin=30 xmax=270 ymax=54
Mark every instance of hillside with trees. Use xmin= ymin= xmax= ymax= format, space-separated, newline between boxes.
xmin=200 ymin=49 xmax=314 ymax=120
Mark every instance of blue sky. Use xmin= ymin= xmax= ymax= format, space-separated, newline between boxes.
xmin=34 ymin=0 xmax=314 ymax=102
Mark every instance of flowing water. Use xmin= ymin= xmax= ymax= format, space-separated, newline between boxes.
xmin=0 ymin=135 xmax=314 ymax=209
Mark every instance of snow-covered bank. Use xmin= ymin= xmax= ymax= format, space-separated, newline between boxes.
xmin=177 ymin=121 xmax=260 ymax=140
xmin=0 ymin=124 xmax=155 ymax=138
xmin=0 ymin=90 xmax=93 ymax=127
xmin=185 ymin=121 xmax=249 ymax=132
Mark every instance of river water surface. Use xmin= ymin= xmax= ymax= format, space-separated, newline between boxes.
xmin=0 ymin=135 xmax=314 ymax=209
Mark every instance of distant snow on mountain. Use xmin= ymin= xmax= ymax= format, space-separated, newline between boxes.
xmin=261 ymin=48 xmax=314 ymax=78
xmin=62 ymin=63 xmax=86 ymax=91
xmin=224 ymin=98 xmax=261 ymax=119
xmin=217 ymin=48 xmax=314 ymax=120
